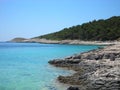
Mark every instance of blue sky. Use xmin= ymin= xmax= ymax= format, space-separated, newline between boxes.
xmin=0 ymin=0 xmax=120 ymax=41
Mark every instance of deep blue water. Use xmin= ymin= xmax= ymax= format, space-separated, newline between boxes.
xmin=0 ymin=43 xmax=100 ymax=90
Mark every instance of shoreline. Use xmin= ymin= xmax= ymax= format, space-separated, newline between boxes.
xmin=10 ymin=38 xmax=120 ymax=89
xmin=10 ymin=38 xmax=119 ymax=45
xmin=49 ymin=43 xmax=120 ymax=90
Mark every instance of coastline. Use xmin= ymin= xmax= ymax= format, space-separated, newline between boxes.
xmin=10 ymin=38 xmax=120 ymax=90
xmin=49 ymin=43 xmax=120 ymax=90
xmin=10 ymin=38 xmax=119 ymax=45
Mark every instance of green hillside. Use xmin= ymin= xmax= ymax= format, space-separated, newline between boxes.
xmin=35 ymin=16 xmax=120 ymax=41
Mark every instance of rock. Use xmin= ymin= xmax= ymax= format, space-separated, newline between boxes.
xmin=49 ymin=59 xmax=80 ymax=66
xmin=48 ymin=44 xmax=120 ymax=90
xmin=65 ymin=56 xmax=73 ymax=59
xmin=66 ymin=59 xmax=80 ymax=64
xmin=72 ymin=55 xmax=81 ymax=59
xmin=67 ymin=86 xmax=79 ymax=90
xmin=104 ymin=80 xmax=120 ymax=90
xmin=116 ymin=53 xmax=120 ymax=58
xmin=105 ymin=73 xmax=116 ymax=78
xmin=58 ymin=75 xmax=64 ymax=81
xmin=84 ymin=54 xmax=103 ymax=60
xmin=103 ymin=53 xmax=110 ymax=59
xmin=94 ymin=54 xmax=103 ymax=60
xmin=79 ymin=74 xmax=87 ymax=80
xmin=94 ymin=79 xmax=106 ymax=85
xmin=48 ymin=59 xmax=63 ymax=64
xmin=85 ymin=54 xmax=95 ymax=60
xmin=110 ymin=53 xmax=115 ymax=61
xmin=91 ymin=79 xmax=106 ymax=89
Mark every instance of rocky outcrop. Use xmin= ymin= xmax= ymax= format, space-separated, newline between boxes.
xmin=49 ymin=45 xmax=120 ymax=90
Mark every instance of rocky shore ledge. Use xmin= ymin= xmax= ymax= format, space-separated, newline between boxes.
xmin=49 ymin=44 xmax=120 ymax=90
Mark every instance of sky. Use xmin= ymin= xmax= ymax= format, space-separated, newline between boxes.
xmin=0 ymin=0 xmax=120 ymax=41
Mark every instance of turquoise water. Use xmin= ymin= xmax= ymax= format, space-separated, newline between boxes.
xmin=0 ymin=43 xmax=99 ymax=90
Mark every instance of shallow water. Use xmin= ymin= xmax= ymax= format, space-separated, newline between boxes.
xmin=0 ymin=42 xmax=99 ymax=90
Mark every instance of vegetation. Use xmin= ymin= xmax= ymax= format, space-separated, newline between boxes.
xmin=11 ymin=37 xmax=27 ymax=42
xmin=35 ymin=16 xmax=120 ymax=41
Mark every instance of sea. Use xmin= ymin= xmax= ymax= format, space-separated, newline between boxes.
xmin=0 ymin=42 xmax=100 ymax=90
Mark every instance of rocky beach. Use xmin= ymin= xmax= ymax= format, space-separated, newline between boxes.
xmin=49 ymin=43 xmax=120 ymax=90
